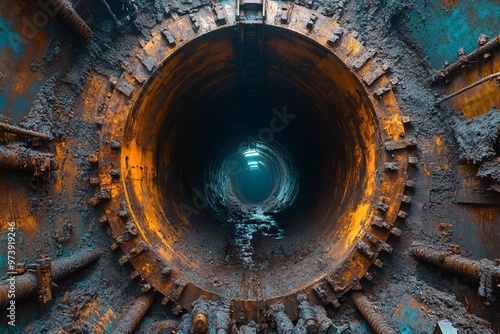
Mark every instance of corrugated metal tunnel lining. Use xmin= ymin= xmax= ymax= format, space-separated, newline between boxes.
xmin=122 ymin=25 xmax=378 ymax=299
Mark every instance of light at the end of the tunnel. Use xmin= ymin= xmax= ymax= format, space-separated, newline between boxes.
xmin=244 ymin=149 xmax=259 ymax=157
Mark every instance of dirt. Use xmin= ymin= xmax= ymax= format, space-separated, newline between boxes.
xmin=0 ymin=0 xmax=499 ymax=333
xmin=452 ymin=108 xmax=500 ymax=164
xmin=477 ymin=157 xmax=500 ymax=192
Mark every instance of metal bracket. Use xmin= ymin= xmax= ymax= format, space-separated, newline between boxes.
xmin=237 ymin=0 xmax=266 ymax=23
xmin=31 ymin=255 xmax=52 ymax=304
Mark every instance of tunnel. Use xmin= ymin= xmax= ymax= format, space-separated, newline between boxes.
xmin=1 ymin=0 xmax=500 ymax=333
xmin=119 ymin=24 xmax=380 ymax=304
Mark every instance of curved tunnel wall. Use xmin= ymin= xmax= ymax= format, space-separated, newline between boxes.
xmin=121 ymin=25 xmax=380 ymax=300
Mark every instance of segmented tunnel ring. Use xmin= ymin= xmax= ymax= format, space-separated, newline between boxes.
xmin=95 ymin=2 xmax=414 ymax=323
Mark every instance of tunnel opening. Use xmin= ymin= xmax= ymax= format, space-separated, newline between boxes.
xmin=122 ymin=25 xmax=380 ymax=301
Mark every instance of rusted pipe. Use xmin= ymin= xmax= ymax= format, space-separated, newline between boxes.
xmin=192 ymin=312 xmax=208 ymax=333
xmin=50 ymin=250 xmax=101 ymax=280
xmin=431 ymin=34 xmax=500 ymax=83
xmin=269 ymin=303 xmax=294 ymax=334
xmin=312 ymin=305 xmax=336 ymax=333
xmin=0 ymin=146 xmax=58 ymax=174
xmin=351 ymin=293 xmax=397 ymax=334
xmin=0 ymin=272 xmax=38 ymax=309
xmin=0 ymin=249 xmax=101 ymax=309
xmin=0 ymin=122 xmax=50 ymax=140
xmin=110 ymin=291 xmax=156 ymax=334
xmin=410 ymin=242 xmax=500 ymax=301
xmin=436 ymin=72 xmax=500 ymax=104
xmin=42 ymin=0 xmax=93 ymax=42
xmin=297 ymin=295 xmax=319 ymax=334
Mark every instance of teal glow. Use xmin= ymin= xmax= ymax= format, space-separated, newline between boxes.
xmin=237 ymin=165 xmax=274 ymax=204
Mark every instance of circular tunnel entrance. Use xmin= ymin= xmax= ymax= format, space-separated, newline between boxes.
xmin=123 ymin=24 xmax=379 ymax=297
xmin=103 ymin=12 xmax=408 ymax=317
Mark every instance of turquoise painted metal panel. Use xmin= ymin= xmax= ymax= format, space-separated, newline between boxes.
xmin=0 ymin=17 xmax=26 ymax=56
xmin=392 ymin=294 xmax=435 ymax=334
xmin=409 ymin=0 xmax=500 ymax=68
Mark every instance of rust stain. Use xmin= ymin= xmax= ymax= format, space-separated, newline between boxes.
xmin=435 ymin=221 xmax=454 ymax=233
xmin=0 ymin=176 xmax=39 ymax=236
xmin=423 ymin=163 xmax=431 ymax=177
xmin=447 ymin=52 xmax=500 ymax=118
xmin=79 ymin=297 xmax=116 ymax=333
xmin=441 ymin=0 xmax=461 ymax=8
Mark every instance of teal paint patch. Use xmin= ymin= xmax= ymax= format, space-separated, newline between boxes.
xmin=0 ymin=18 xmax=26 ymax=55
xmin=396 ymin=303 xmax=418 ymax=333
xmin=0 ymin=92 xmax=7 ymax=111
xmin=400 ymin=327 xmax=413 ymax=334
xmin=392 ymin=294 xmax=435 ymax=333
xmin=409 ymin=0 xmax=500 ymax=68
xmin=12 ymin=96 xmax=28 ymax=113
xmin=0 ymin=78 xmax=42 ymax=122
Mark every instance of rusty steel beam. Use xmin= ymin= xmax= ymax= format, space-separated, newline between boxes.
xmin=110 ymin=292 xmax=156 ymax=334
xmin=0 ymin=146 xmax=58 ymax=174
xmin=351 ymin=293 xmax=397 ymax=334
xmin=41 ymin=0 xmax=94 ymax=42
xmin=0 ymin=122 xmax=50 ymax=140
xmin=410 ymin=242 xmax=500 ymax=302
xmin=0 ymin=249 xmax=100 ymax=309
xmin=431 ymin=34 xmax=500 ymax=83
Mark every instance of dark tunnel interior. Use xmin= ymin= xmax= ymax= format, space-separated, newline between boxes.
xmin=122 ymin=25 xmax=380 ymax=298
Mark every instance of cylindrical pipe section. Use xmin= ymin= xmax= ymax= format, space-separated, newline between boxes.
xmin=270 ymin=304 xmax=294 ymax=334
xmin=432 ymin=34 xmax=500 ymax=82
xmin=43 ymin=0 xmax=93 ymax=42
xmin=410 ymin=243 xmax=482 ymax=281
xmin=312 ymin=305 xmax=336 ymax=333
xmin=410 ymin=242 xmax=500 ymax=288
xmin=298 ymin=295 xmax=319 ymax=334
xmin=0 ymin=272 xmax=38 ymax=309
xmin=0 ymin=147 xmax=57 ymax=171
xmin=0 ymin=122 xmax=50 ymax=140
xmin=50 ymin=249 xmax=101 ymax=280
xmin=351 ymin=293 xmax=397 ymax=334
xmin=0 ymin=249 xmax=100 ymax=309
xmin=192 ymin=312 xmax=208 ymax=333
xmin=111 ymin=292 xmax=156 ymax=334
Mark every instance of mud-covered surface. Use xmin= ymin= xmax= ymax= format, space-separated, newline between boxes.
xmin=477 ymin=158 xmax=500 ymax=192
xmin=453 ymin=108 xmax=500 ymax=164
xmin=0 ymin=0 xmax=499 ymax=333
